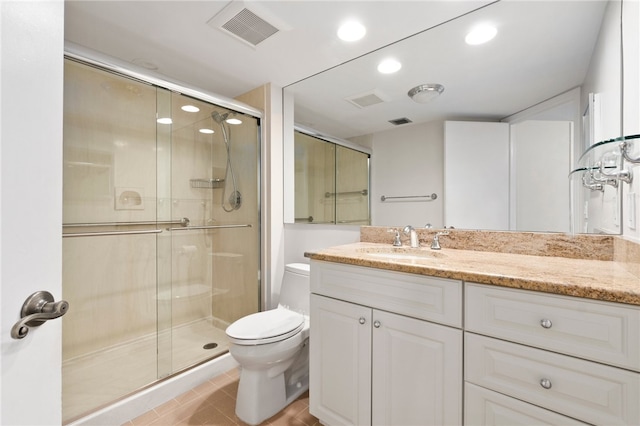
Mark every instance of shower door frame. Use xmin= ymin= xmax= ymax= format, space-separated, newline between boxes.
xmin=62 ymin=46 xmax=266 ymax=419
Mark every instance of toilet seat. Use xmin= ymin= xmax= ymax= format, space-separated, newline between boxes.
xmin=226 ymin=309 xmax=304 ymax=345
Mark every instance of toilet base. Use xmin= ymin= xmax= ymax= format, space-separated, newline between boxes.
xmin=235 ymin=368 xmax=286 ymax=425
xmin=235 ymin=342 xmax=309 ymax=425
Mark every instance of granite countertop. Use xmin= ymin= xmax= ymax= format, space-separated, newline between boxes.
xmin=305 ymin=242 xmax=640 ymax=306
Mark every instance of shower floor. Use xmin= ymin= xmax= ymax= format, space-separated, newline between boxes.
xmin=62 ymin=318 xmax=229 ymax=423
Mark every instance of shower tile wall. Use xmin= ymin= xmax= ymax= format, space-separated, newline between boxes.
xmin=62 ymin=60 xmax=259 ymax=422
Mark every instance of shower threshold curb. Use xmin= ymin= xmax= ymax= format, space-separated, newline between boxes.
xmin=67 ymin=354 xmax=238 ymax=426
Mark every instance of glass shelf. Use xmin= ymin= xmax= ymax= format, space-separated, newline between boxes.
xmin=570 ymin=133 xmax=640 ymax=175
xmin=577 ymin=134 xmax=640 ymax=164
xmin=568 ymin=165 xmax=617 ymax=177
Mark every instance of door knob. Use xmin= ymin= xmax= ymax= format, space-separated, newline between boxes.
xmin=11 ymin=291 xmax=69 ymax=339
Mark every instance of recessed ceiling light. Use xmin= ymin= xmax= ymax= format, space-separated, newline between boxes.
xmin=337 ymin=21 xmax=366 ymax=42
xmin=156 ymin=117 xmax=173 ymax=124
xmin=465 ymin=24 xmax=497 ymax=45
xmin=199 ymin=128 xmax=214 ymax=134
xmin=226 ymin=118 xmax=242 ymax=125
xmin=181 ymin=105 xmax=200 ymax=113
xmin=377 ymin=59 xmax=402 ymax=74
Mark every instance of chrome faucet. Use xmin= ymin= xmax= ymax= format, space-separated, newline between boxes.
xmin=403 ymin=225 xmax=419 ymax=248
xmin=431 ymin=231 xmax=449 ymax=250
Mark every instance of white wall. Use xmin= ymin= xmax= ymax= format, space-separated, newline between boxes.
xmin=370 ymin=120 xmax=444 ymax=228
xmin=279 ymin=223 xmax=359 ymax=303
xmin=265 ymin=84 xmax=286 ymax=309
xmin=283 ymin=224 xmax=360 ymax=264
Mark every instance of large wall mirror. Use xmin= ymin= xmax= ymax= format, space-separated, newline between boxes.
xmin=283 ymin=0 xmax=624 ymax=234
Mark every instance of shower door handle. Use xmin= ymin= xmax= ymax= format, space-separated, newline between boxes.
xmin=10 ymin=291 xmax=69 ymax=339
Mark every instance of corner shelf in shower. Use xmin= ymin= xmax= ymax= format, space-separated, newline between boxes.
xmin=190 ymin=178 xmax=225 ymax=189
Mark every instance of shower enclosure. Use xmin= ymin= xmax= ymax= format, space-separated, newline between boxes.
xmin=61 ymin=58 xmax=261 ymax=422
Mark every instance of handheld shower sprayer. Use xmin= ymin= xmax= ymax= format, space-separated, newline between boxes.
xmin=212 ymin=111 xmax=241 ymax=212
xmin=211 ymin=111 xmax=230 ymax=123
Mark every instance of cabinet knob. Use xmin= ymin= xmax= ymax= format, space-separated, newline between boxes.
xmin=540 ymin=378 xmax=552 ymax=389
xmin=373 ymin=320 xmax=381 ymax=328
xmin=540 ymin=319 xmax=553 ymax=329
xmin=359 ymin=317 xmax=366 ymax=325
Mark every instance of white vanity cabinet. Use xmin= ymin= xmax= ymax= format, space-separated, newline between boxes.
xmin=464 ymin=283 xmax=640 ymax=426
xmin=309 ymin=260 xmax=463 ymax=426
xmin=309 ymin=260 xmax=640 ymax=426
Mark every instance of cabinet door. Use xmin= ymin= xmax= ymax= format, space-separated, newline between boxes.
xmin=310 ymin=295 xmax=372 ymax=426
xmin=372 ymin=310 xmax=462 ymax=426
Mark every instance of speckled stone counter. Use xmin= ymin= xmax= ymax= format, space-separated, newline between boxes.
xmin=305 ymin=241 xmax=640 ymax=306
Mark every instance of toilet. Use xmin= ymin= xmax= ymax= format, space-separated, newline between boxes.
xmin=225 ymin=263 xmax=310 ymax=425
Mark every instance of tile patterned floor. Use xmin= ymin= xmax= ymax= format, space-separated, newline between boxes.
xmin=122 ymin=368 xmax=320 ymax=426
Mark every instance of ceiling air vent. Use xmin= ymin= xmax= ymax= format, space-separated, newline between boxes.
xmin=345 ymin=90 xmax=389 ymax=109
xmin=207 ymin=2 xmax=283 ymax=48
xmin=389 ymin=117 xmax=413 ymax=126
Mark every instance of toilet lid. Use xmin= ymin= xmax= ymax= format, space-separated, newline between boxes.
xmin=226 ymin=309 xmax=304 ymax=345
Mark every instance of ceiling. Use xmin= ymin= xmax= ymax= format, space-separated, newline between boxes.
xmin=65 ymin=1 xmax=609 ymax=139
xmin=64 ymin=1 xmax=494 ymax=99
xmin=288 ymin=0 xmax=609 ymax=138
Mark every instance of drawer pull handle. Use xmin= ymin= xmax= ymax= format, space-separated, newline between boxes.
xmin=373 ymin=320 xmax=381 ymax=328
xmin=540 ymin=378 xmax=552 ymax=389
xmin=540 ymin=319 xmax=553 ymax=329
xmin=359 ymin=317 xmax=366 ymax=325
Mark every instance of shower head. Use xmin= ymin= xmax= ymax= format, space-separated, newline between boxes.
xmin=211 ymin=111 xmax=229 ymax=123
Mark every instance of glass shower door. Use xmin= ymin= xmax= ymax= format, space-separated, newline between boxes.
xmin=62 ymin=59 xmax=162 ymax=421
xmin=61 ymin=58 xmax=260 ymax=423
xmin=159 ymin=90 xmax=261 ymax=375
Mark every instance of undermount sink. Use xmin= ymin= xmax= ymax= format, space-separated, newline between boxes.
xmin=357 ymin=247 xmax=444 ymax=261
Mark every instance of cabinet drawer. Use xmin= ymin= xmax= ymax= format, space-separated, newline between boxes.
xmin=465 ymin=283 xmax=640 ymax=371
xmin=311 ymin=260 xmax=462 ymax=327
xmin=465 ymin=333 xmax=640 ymax=425
xmin=465 ymin=382 xmax=588 ymax=425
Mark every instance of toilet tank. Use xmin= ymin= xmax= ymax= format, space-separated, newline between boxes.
xmin=278 ymin=263 xmax=310 ymax=315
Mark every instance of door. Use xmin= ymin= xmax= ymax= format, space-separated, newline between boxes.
xmin=444 ymin=121 xmax=510 ymax=230
xmin=310 ymin=295 xmax=372 ymax=426
xmin=510 ymin=120 xmax=572 ymax=232
xmin=0 ymin=2 xmax=64 ymax=424
xmin=372 ymin=310 xmax=463 ymax=426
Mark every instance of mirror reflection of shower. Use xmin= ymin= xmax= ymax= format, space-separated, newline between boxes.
xmin=212 ymin=111 xmax=242 ymax=212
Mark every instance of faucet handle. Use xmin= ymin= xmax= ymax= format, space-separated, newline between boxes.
xmin=431 ymin=231 xmax=450 ymax=250
xmin=388 ymin=229 xmax=402 ymax=247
